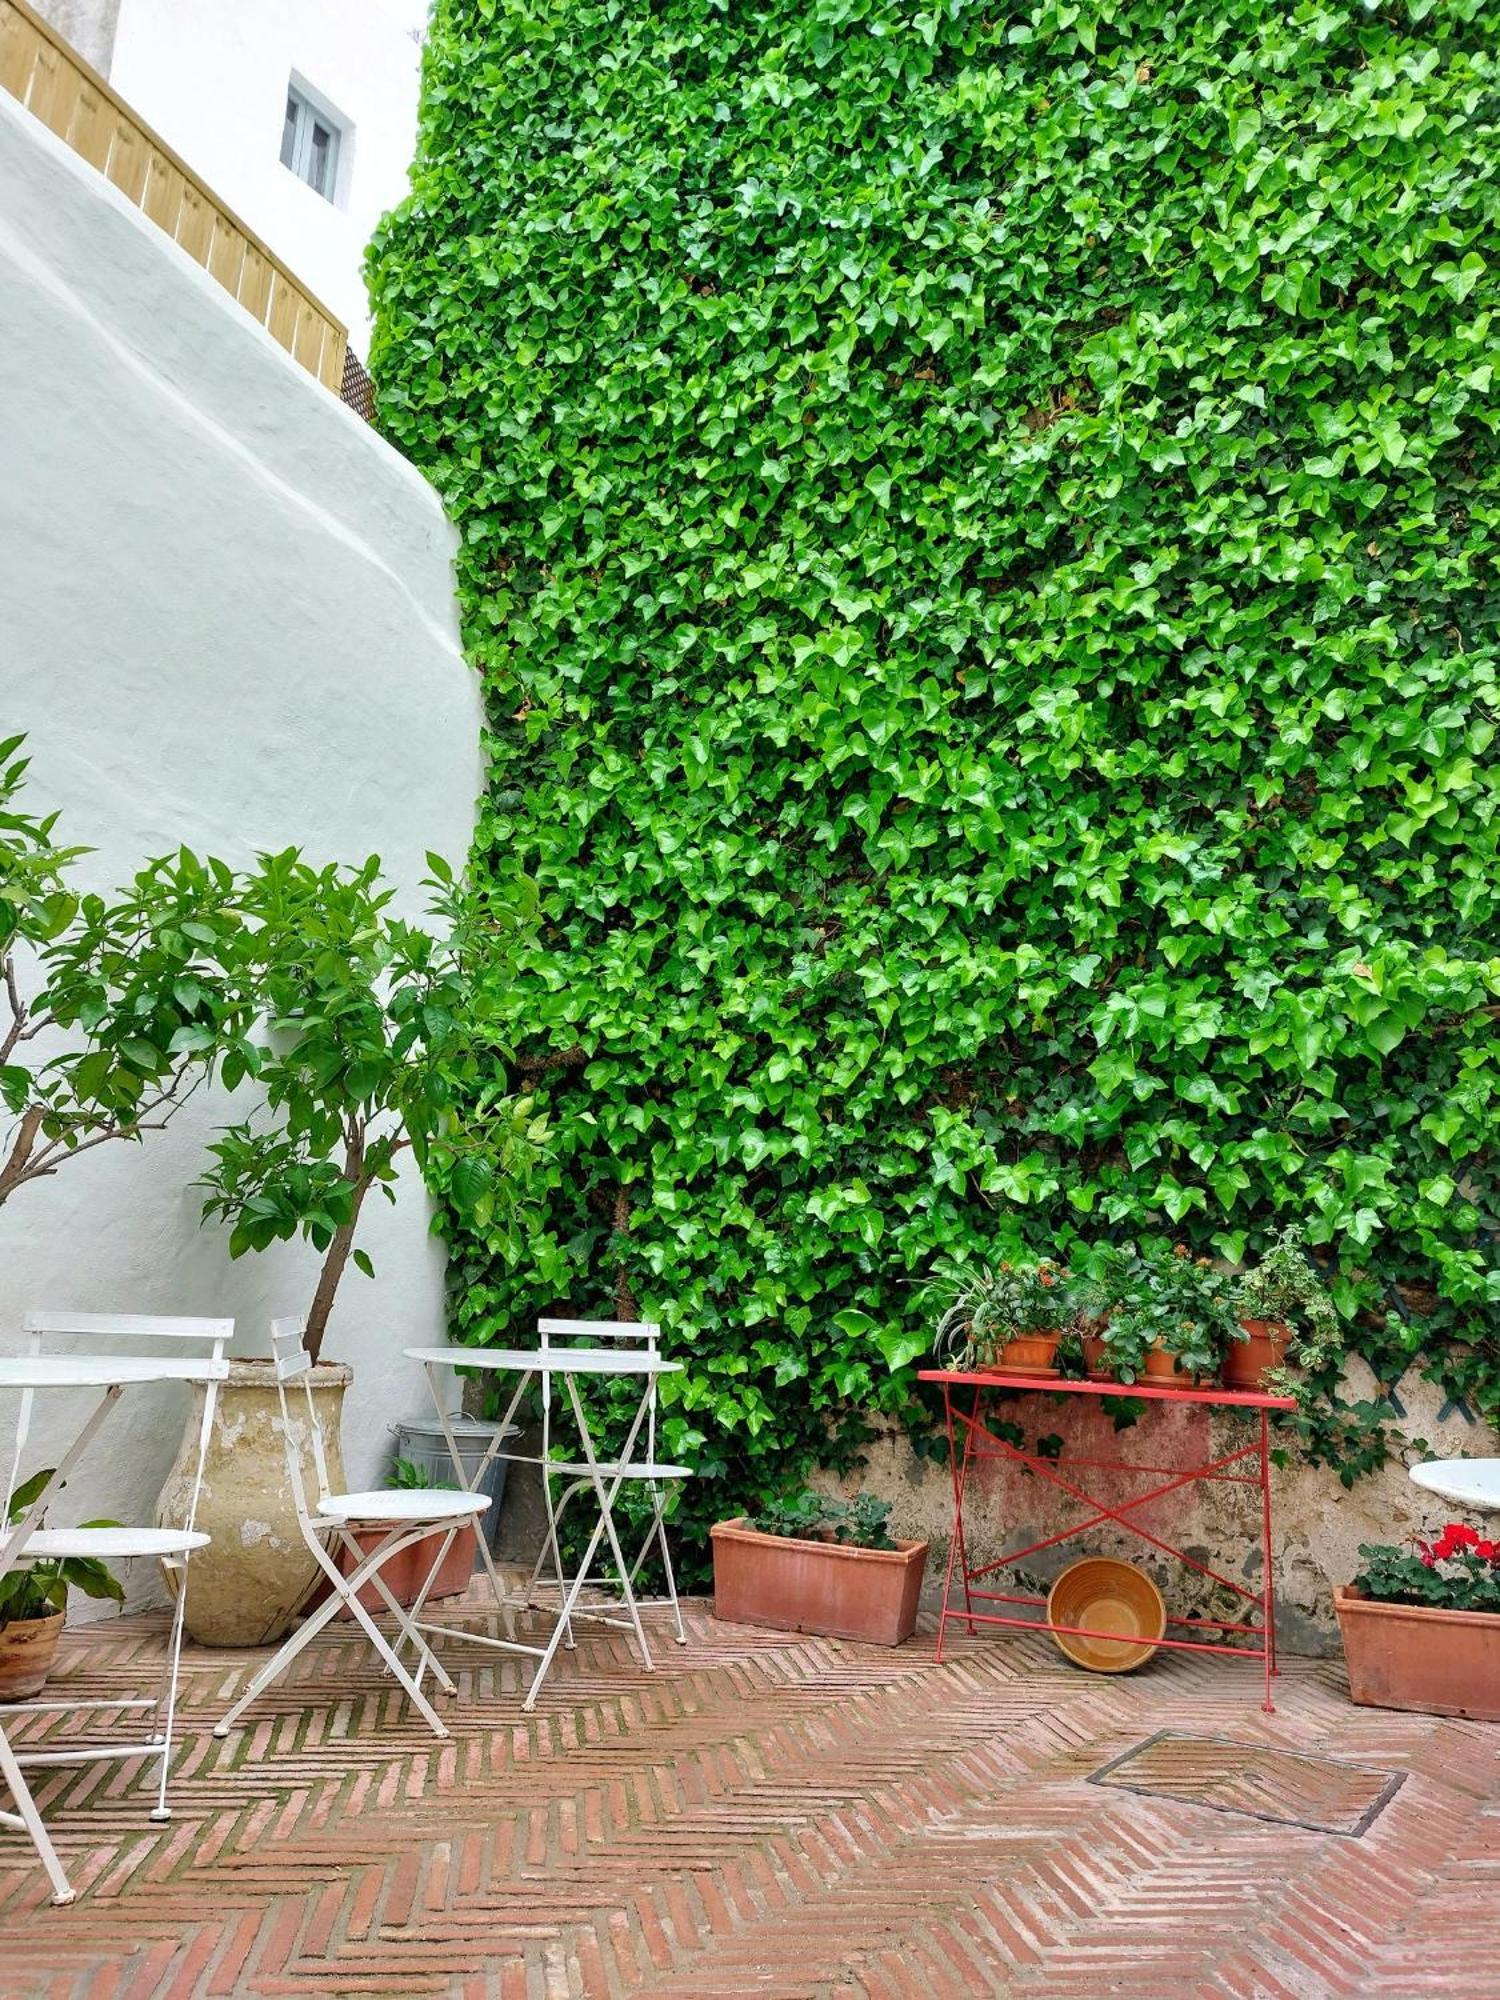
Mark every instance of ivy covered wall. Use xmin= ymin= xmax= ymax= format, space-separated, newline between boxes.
xmin=368 ymin=0 xmax=1500 ymax=1545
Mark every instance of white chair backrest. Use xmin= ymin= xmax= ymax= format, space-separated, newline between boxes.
xmin=268 ymin=1318 xmax=329 ymax=1523
xmin=536 ymin=1318 xmax=663 ymax=1459
xmin=22 ymin=1311 xmax=234 ymax=1348
xmin=538 ymin=1318 xmax=661 ymax=1346
xmin=8 ymin=1311 xmax=233 ymax=1525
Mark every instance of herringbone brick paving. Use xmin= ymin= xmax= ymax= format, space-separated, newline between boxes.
xmin=0 ymin=1589 xmax=1496 ymax=1999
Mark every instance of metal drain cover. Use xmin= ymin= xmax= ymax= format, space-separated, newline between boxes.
xmin=1090 ymin=1730 xmax=1404 ymax=1837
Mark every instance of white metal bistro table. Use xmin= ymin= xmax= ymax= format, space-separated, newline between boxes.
xmin=0 ymin=1351 xmax=229 ymax=1902
xmin=402 ymin=1345 xmax=683 ymax=1710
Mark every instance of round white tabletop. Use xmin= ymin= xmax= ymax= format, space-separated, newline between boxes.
xmin=405 ymin=1345 xmax=681 ymax=1377
xmin=0 ymin=1355 xmax=230 ymax=1388
xmin=1409 ymin=1458 xmax=1500 ymax=1516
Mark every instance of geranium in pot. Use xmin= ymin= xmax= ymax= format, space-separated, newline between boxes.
xmin=711 ymin=1490 xmax=928 ymax=1646
xmin=1336 ymin=1523 xmax=1500 ymax=1721
xmin=1225 ymin=1223 xmax=1342 ymax=1394
xmin=931 ymin=1256 xmax=1073 ymax=1379
xmin=0 ymin=1471 xmax=123 ymax=1699
xmin=159 ymin=849 xmax=540 ymax=1647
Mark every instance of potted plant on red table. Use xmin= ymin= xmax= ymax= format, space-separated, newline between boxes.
xmin=711 ymin=1491 xmax=928 ymax=1647
xmin=1335 ymin=1522 xmax=1500 ymax=1721
xmin=931 ymin=1256 xmax=1074 ymax=1379
xmin=1225 ymin=1223 xmax=1341 ymax=1393
xmin=1101 ymin=1243 xmax=1236 ymax=1388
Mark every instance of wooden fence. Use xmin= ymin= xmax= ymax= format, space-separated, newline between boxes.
xmin=0 ymin=0 xmax=348 ymax=393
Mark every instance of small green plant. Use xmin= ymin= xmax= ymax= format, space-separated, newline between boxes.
xmin=928 ymin=1257 xmax=1074 ymax=1370
xmin=389 ymin=1456 xmax=439 ymax=1490
xmin=1232 ymin=1224 xmax=1345 ymax=1388
xmin=1354 ymin=1524 xmax=1500 ymax=1616
xmin=0 ymin=1471 xmax=123 ymax=1627
xmin=749 ymin=1490 xmax=897 ymax=1552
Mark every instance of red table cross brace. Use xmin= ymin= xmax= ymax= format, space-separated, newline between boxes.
xmin=916 ymin=1370 xmax=1298 ymax=1712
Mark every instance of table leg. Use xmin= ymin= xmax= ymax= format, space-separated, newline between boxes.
xmin=561 ymin=1373 xmax=654 ymax=1667
xmin=1260 ymin=1410 xmax=1277 ymax=1713
xmin=412 ymin=1362 xmax=530 ymax=1649
xmin=936 ymin=1387 xmax=979 ymax=1663
xmin=523 ymin=1382 xmax=655 ymax=1710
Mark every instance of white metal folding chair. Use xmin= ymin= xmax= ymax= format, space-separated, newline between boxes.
xmin=527 ymin=1318 xmax=691 ymax=1647
xmin=0 ymin=1310 xmax=231 ymax=1904
xmin=212 ymin=1320 xmax=490 ymax=1743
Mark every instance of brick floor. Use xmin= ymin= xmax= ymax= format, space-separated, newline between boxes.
xmin=1 ymin=1588 xmax=1497 ymax=1998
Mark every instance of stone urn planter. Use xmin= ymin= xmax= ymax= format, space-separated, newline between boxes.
xmin=156 ymin=1357 xmax=352 ymax=1647
xmin=0 ymin=1610 xmax=65 ymax=1700
xmin=1333 ymin=1586 xmax=1500 ymax=1722
xmin=710 ymin=1518 xmax=928 ymax=1646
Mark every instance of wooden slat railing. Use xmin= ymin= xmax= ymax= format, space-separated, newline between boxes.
xmin=0 ymin=0 xmax=348 ymax=394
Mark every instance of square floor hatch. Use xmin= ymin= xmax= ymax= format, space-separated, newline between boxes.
xmin=1089 ymin=1730 xmax=1404 ymax=1836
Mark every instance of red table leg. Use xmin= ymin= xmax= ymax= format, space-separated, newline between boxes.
xmin=1260 ymin=1409 xmax=1278 ymax=1712
xmin=935 ymin=1386 xmax=979 ymax=1660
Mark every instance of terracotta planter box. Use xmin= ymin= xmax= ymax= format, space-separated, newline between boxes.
xmin=1334 ymin=1585 xmax=1500 ymax=1722
xmin=710 ymin=1518 xmax=928 ymax=1646
xmin=330 ymin=1525 xmax=476 ymax=1618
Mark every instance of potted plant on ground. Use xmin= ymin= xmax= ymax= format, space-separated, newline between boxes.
xmin=711 ymin=1490 xmax=928 ymax=1646
xmin=1225 ymin=1223 xmax=1342 ymax=1393
xmin=930 ymin=1256 xmax=1074 ymax=1378
xmin=0 ymin=1471 xmax=123 ymax=1699
xmin=1335 ymin=1522 xmax=1500 ymax=1720
xmin=160 ymin=848 xmax=541 ymax=1647
xmin=1102 ymin=1243 xmax=1237 ymax=1388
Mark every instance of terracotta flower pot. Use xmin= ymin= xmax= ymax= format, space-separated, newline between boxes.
xmin=0 ymin=1610 xmax=65 ymax=1700
xmin=1334 ymin=1585 xmax=1500 ymax=1722
xmin=710 ymin=1518 xmax=929 ymax=1646
xmin=1222 ymin=1318 xmax=1292 ymax=1392
xmin=1144 ymin=1341 xmax=1213 ymax=1390
xmin=984 ymin=1332 xmax=1062 ymax=1378
xmin=331 ymin=1522 xmax=475 ymax=1618
xmin=1080 ymin=1335 xmax=1114 ymax=1382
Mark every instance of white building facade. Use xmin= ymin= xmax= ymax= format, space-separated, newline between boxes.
xmin=0 ymin=84 xmax=480 ymax=1589
xmin=31 ymin=0 xmax=429 ymax=352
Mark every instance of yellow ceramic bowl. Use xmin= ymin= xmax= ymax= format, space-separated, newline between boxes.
xmin=1047 ymin=1557 xmax=1166 ymax=1674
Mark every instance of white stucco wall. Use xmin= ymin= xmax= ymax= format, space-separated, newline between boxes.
xmin=0 ymin=93 xmax=481 ymax=1602
xmin=98 ymin=0 xmax=426 ymax=350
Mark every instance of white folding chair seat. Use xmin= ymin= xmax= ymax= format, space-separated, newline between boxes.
xmin=212 ymin=1321 xmax=490 ymax=1744
xmin=315 ymin=1490 xmax=487 ymax=1527
xmin=1 ymin=1527 xmax=209 ymax=1560
xmin=529 ymin=1318 xmax=691 ymax=1647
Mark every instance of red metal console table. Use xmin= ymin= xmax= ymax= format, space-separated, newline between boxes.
xmin=918 ymin=1369 xmax=1297 ymax=1712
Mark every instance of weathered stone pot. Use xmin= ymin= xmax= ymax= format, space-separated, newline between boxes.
xmin=156 ymin=1357 xmax=351 ymax=1647
xmin=0 ymin=1609 xmax=65 ymax=1699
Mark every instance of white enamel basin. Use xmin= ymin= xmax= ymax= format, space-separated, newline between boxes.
xmin=1409 ymin=1458 xmax=1500 ymax=1516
